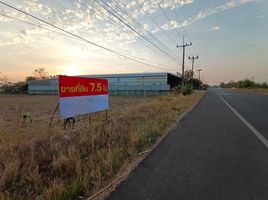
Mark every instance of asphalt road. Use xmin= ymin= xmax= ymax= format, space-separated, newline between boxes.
xmin=107 ymin=88 xmax=268 ymax=200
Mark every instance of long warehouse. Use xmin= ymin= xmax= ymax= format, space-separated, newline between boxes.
xmin=28 ymin=72 xmax=181 ymax=96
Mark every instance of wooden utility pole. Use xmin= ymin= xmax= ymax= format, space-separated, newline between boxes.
xmin=188 ymin=56 xmax=199 ymax=79
xmin=177 ymin=35 xmax=192 ymax=93
xmin=196 ymin=69 xmax=202 ymax=82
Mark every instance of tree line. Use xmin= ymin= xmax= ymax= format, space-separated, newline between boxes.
xmin=220 ymin=79 xmax=268 ymax=89
xmin=0 ymin=68 xmax=49 ymax=93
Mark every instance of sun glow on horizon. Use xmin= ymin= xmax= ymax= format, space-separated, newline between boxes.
xmin=62 ymin=66 xmax=82 ymax=76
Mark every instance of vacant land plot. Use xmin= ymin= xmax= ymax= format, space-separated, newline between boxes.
xmin=0 ymin=95 xmax=152 ymax=134
xmin=0 ymin=92 xmax=204 ymax=200
xmin=233 ymin=88 xmax=268 ymax=95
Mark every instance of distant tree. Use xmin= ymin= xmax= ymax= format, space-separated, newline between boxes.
xmin=261 ymin=82 xmax=268 ymax=88
xmin=0 ymin=74 xmax=9 ymax=87
xmin=192 ymin=78 xmax=202 ymax=90
xmin=184 ymin=70 xmax=194 ymax=83
xmin=220 ymin=78 xmax=264 ymax=89
xmin=182 ymin=70 xmax=202 ymax=90
xmin=203 ymin=84 xmax=209 ymax=90
xmin=220 ymin=82 xmax=225 ymax=88
xmin=14 ymin=81 xmax=28 ymax=92
xmin=26 ymin=76 xmax=37 ymax=82
xmin=34 ymin=67 xmax=49 ymax=80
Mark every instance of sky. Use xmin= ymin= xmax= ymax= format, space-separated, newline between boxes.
xmin=0 ymin=0 xmax=267 ymax=85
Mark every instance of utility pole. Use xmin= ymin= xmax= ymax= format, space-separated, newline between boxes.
xmin=177 ymin=35 xmax=192 ymax=93
xmin=196 ymin=69 xmax=202 ymax=82
xmin=188 ymin=56 xmax=199 ymax=79
xmin=196 ymin=69 xmax=202 ymax=90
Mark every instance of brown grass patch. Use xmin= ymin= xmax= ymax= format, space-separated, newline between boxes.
xmin=232 ymin=88 xmax=268 ymax=95
xmin=0 ymin=92 xmax=204 ymax=199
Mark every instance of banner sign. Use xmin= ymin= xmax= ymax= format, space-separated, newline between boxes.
xmin=59 ymin=75 xmax=108 ymax=119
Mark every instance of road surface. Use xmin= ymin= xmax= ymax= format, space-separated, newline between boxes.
xmin=108 ymin=88 xmax=268 ymax=200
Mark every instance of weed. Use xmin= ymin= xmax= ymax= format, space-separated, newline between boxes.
xmin=0 ymin=93 xmax=204 ymax=199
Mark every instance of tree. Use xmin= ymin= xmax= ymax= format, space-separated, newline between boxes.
xmin=220 ymin=82 xmax=225 ymax=88
xmin=182 ymin=70 xmax=202 ymax=90
xmin=192 ymin=78 xmax=202 ymax=90
xmin=261 ymin=82 xmax=268 ymax=88
xmin=221 ymin=79 xmax=261 ymax=89
xmin=26 ymin=76 xmax=37 ymax=82
xmin=184 ymin=70 xmax=194 ymax=83
xmin=34 ymin=67 xmax=48 ymax=80
xmin=0 ymin=72 xmax=9 ymax=86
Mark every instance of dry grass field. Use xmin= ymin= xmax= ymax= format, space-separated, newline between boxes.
xmin=234 ymin=88 xmax=268 ymax=95
xmin=0 ymin=95 xmax=153 ymax=134
xmin=0 ymin=92 xmax=204 ymax=200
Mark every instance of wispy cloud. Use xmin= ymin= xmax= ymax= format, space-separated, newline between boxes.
xmin=0 ymin=0 xmax=255 ymax=57
xmin=210 ymin=26 xmax=221 ymax=31
xmin=0 ymin=0 xmax=195 ymax=52
xmin=257 ymin=15 xmax=265 ymax=18
xmin=158 ymin=0 xmax=255 ymax=32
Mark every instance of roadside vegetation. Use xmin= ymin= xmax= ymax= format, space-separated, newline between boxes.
xmin=0 ymin=92 xmax=204 ymax=200
xmin=0 ymin=68 xmax=50 ymax=94
xmin=173 ymin=70 xmax=208 ymax=95
xmin=220 ymin=79 xmax=268 ymax=95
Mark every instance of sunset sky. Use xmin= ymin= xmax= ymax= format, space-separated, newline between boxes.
xmin=0 ymin=0 xmax=267 ymax=85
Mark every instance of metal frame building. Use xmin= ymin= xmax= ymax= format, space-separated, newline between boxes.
xmin=28 ymin=72 xmax=181 ymax=96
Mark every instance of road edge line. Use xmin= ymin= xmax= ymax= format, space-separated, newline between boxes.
xmin=219 ymin=95 xmax=268 ymax=149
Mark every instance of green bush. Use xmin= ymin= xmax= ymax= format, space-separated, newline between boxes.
xmin=173 ymin=84 xmax=193 ymax=95
xmin=183 ymin=83 xmax=194 ymax=95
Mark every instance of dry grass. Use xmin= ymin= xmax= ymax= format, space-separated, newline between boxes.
xmin=0 ymin=92 xmax=204 ymax=200
xmin=232 ymin=88 xmax=268 ymax=95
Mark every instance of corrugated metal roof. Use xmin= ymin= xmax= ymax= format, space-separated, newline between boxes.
xmin=80 ymin=72 xmax=169 ymax=78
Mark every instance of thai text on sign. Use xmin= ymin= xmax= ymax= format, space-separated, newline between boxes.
xmin=59 ymin=75 xmax=108 ymax=119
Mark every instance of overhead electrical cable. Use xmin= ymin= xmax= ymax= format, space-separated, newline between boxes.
xmin=0 ymin=13 xmax=79 ymax=40
xmin=91 ymin=0 xmax=178 ymax=62
xmin=133 ymin=0 xmax=178 ymax=45
xmin=80 ymin=0 xmax=173 ymax=62
xmin=168 ymin=0 xmax=201 ymax=66
xmin=155 ymin=0 xmax=183 ymax=38
xmin=106 ymin=0 xmax=179 ymax=61
xmin=95 ymin=0 xmax=178 ymax=62
xmin=0 ymin=1 xmax=177 ymax=72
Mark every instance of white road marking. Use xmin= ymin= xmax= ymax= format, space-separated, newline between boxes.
xmin=219 ymin=95 xmax=268 ymax=149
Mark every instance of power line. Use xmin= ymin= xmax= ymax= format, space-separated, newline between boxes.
xmin=163 ymin=0 xmax=200 ymax=70
xmin=188 ymin=55 xmax=199 ymax=74
xmin=196 ymin=69 xmax=202 ymax=82
xmin=81 ymin=0 xmax=176 ymax=63
xmin=80 ymin=1 xmax=179 ymax=72
xmin=133 ymin=0 xmax=178 ymax=45
xmin=177 ymin=35 xmax=192 ymax=92
xmin=90 ymin=0 xmax=178 ymax=62
xmin=0 ymin=1 xmax=176 ymax=72
xmin=80 ymin=1 xmax=160 ymax=55
xmin=106 ymin=0 xmax=179 ymax=61
xmin=155 ymin=0 xmax=183 ymax=38
xmin=169 ymin=0 xmax=200 ymax=65
xmin=0 ymin=13 xmax=77 ymax=40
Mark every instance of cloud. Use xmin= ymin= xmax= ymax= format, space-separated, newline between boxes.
xmin=210 ymin=26 xmax=221 ymax=31
xmin=186 ymin=0 xmax=255 ymax=25
xmin=157 ymin=0 xmax=255 ymax=32
xmin=0 ymin=0 xmax=193 ymax=51
xmin=257 ymin=15 xmax=265 ymax=18
xmin=126 ymin=0 xmax=193 ymax=13
xmin=0 ymin=0 xmax=255 ymax=62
